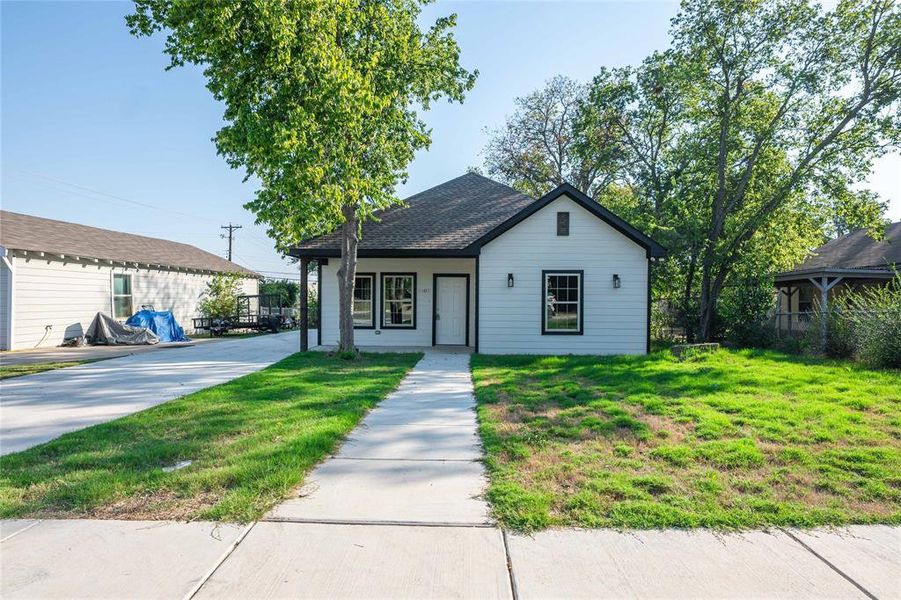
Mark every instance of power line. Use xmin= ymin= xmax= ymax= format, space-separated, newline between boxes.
xmin=13 ymin=169 xmax=224 ymax=224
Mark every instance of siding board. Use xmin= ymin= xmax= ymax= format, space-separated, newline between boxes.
xmin=10 ymin=256 xmax=257 ymax=349
xmin=478 ymin=194 xmax=648 ymax=355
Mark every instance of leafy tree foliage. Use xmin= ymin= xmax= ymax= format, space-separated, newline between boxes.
xmin=484 ymin=0 xmax=899 ymax=342
xmin=483 ymin=76 xmax=622 ymax=197
xmin=260 ymin=279 xmax=299 ymax=307
xmin=128 ymin=0 xmax=476 ymax=351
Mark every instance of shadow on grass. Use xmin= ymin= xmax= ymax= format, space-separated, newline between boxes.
xmin=0 ymin=352 xmax=422 ymax=522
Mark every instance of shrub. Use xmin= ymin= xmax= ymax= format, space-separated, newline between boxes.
xmin=842 ymin=274 xmax=901 ymax=369
xmin=199 ymin=272 xmax=243 ymax=319
xmin=803 ymin=308 xmax=856 ymax=359
xmin=718 ymin=277 xmax=777 ymax=348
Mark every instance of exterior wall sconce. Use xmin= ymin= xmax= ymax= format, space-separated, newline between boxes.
xmin=613 ymin=274 xmax=621 ymax=288
xmin=507 ymin=273 xmax=515 ymax=288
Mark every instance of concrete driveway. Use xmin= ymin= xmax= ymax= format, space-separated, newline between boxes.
xmin=0 ymin=331 xmax=305 ymax=455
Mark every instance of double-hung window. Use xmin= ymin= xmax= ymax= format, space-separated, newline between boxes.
xmin=353 ymin=273 xmax=376 ymax=328
xmin=542 ymin=270 xmax=583 ymax=334
xmin=381 ymin=273 xmax=416 ymax=328
xmin=112 ymin=273 xmax=133 ymax=319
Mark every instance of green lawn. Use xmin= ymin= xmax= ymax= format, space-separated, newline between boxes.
xmin=0 ymin=361 xmax=92 ymax=380
xmin=472 ymin=350 xmax=901 ymax=531
xmin=0 ymin=352 xmax=421 ymax=521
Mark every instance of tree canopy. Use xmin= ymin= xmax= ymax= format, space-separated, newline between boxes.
xmin=483 ymin=0 xmax=899 ymax=341
xmin=129 ymin=0 xmax=476 ymax=350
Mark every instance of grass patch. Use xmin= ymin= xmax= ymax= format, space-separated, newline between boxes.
xmin=472 ymin=349 xmax=901 ymax=531
xmin=0 ymin=352 xmax=420 ymax=521
xmin=0 ymin=361 xmax=92 ymax=379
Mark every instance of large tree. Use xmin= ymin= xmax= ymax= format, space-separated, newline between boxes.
xmin=669 ymin=0 xmax=899 ymax=340
xmin=487 ymin=0 xmax=898 ymax=342
xmin=483 ymin=75 xmax=622 ymax=197
xmin=128 ymin=0 xmax=476 ymax=352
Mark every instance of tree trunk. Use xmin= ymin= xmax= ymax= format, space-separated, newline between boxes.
xmin=697 ymin=244 xmax=718 ymax=342
xmin=336 ymin=203 xmax=360 ymax=353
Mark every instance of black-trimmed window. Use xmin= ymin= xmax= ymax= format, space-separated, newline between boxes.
xmin=542 ymin=270 xmax=583 ymax=334
xmin=353 ymin=273 xmax=376 ymax=328
xmin=557 ymin=212 xmax=570 ymax=236
xmin=381 ymin=273 xmax=416 ymax=328
xmin=112 ymin=273 xmax=133 ymax=319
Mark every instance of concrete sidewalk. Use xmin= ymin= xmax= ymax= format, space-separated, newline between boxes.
xmin=0 ymin=331 xmax=306 ymax=454
xmin=269 ymin=350 xmax=490 ymax=526
xmin=3 ymin=518 xmax=898 ymax=599
xmin=2 ymin=351 xmax=899 ymax=598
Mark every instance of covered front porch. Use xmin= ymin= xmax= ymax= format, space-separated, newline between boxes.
xmin=297 ymin=256 xmax=478 ymax=352
xmin=773 ymin=268 xmax=895 ymax=337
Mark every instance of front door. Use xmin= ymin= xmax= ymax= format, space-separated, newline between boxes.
xmin=435 ymin=276 xmax=467 ymax=345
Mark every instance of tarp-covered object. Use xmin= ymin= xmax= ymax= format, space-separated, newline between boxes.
xmin=126 ymin=310 xmax=189 ymax=343
xmin=86 ymin=312 xmax=159 ymax=345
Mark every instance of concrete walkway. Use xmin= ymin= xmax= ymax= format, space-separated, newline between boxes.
xmin=2 ymin=351 xmax=899 ymax=598
xmin=0 ymin=331 xmax=305 ymax=455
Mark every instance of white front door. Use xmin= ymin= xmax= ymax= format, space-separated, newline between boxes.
xmin=435 ymin=276 xmax=467 ymax=345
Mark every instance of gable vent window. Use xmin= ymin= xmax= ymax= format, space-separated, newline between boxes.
xmin=557 ymin=212 xmax=570 ymax=236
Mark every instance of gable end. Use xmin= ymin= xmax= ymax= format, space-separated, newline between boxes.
xmin=467 ymin=183 xmax=666 ymax=258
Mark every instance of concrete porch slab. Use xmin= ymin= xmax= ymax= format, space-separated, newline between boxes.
xmin=196 ymin=522 xmax=511 ymax=599
xmin=337 ymin=422 xmax=482 ymax=460
xmin=269 ymin=458 xmax=490 ymax=524
xmin=507 ymin=528 xmax=869 ymax=599
xmin=0 ymin=519 xmax=245 ymax=599
xmin=789 ymin=526 xmax=901 ymax=600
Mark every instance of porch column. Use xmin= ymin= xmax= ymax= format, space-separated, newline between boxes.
xmin=300 ymin=257 xmax=310 ymax=352
xmin=809 ymin=275 xmax=843 ymax=349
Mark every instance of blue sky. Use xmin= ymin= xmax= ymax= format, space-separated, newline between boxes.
xmin=3 ymin=1 xmax=898 ymax=278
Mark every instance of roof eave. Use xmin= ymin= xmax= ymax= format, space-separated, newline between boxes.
xmin=775 ymin=266 xmax=896 ymax=282
xmin=4 ymin=246 xmax=258 ymax=278
xmin=290 ymin=247 xmax=479 ymax=259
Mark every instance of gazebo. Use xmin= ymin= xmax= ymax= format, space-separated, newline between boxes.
xmin=774 ymin=222 xmax=899 ymax=339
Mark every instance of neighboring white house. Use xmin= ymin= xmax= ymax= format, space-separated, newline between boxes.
xmin=293 ymin=173 xmax=666 ymax=355
xmin=0 ymin=211 xmax=259 ymax=350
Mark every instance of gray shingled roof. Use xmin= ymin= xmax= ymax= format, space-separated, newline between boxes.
xmin=295 ymin=173 xmax=535 ymax=253
xmin=785 ymin=221 xmax=900 ymax=273
xmin=0 ymin=210 xmax=258 ymax=277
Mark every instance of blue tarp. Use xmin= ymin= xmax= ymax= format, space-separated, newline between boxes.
xmin=126 ymin=310 xmax=189 ymax=343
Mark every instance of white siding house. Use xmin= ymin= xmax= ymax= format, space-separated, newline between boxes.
xmin=478 ymin=194 xmax=648 ymax=355
xmin=0 ymin=211 xmax=259 ymax=350
xmin=296 ymin=174 xmax=665 ymax=355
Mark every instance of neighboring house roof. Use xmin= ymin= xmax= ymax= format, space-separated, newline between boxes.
xmin=293 ymin=173 xmax=666 ymax=258
xmin=776 ymin=221 xmax=900 ymax=281
xmin=0 ymin=210 xmax=259 ymax=277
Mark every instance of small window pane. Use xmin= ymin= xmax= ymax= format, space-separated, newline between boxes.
xmin=113 ymin=274 xmax=130 ymax=295
xmin=113 ymin=296 xmax=132 ymax=319
xmin=353 ymin=275 xmax=374 ymax=327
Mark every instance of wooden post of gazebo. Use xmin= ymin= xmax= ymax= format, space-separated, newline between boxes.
xmin=809 ymin=275 xmax=842 ymax=350
xmin=300 ymin=257 xmax=310 ymax=352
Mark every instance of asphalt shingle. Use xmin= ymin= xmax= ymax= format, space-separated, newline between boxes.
xmin=0 ymin=210 xmax=258 ymax=276
xmin=294 ymin=173 xmax=534 ymax=253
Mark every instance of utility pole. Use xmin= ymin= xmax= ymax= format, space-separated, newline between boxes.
xmin=220 ymin=223 xmax=242 ymax=261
